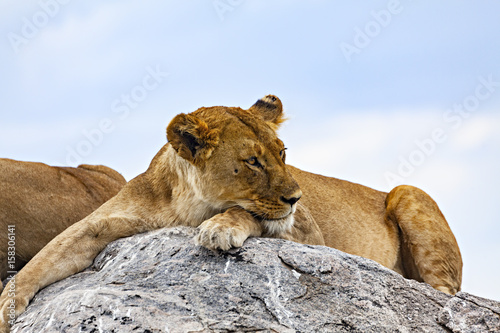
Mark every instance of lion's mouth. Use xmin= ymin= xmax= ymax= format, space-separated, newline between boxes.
xmin=248 ymin=211 xmax=291 ymax=222
xmin=235 ymin=201 xmax=296 ymax=234
xmin=244 ymin=202 xmax=297 ymax=222
xmin=260 ymin=213 xmax=295 ymax=236
xmin=242 ymin=209 xmax=294 ymax=236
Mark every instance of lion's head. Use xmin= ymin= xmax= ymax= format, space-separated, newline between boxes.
xmin=166 ymin=95 xmax=301 ymax=234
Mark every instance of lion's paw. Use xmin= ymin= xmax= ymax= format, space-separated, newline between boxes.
xmin=0 ymin=290 xmax=29 ymax=333
xmin=195 ymin=216 xmax=248 ymax=251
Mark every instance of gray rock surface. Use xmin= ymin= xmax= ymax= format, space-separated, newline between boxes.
xmin=12 ymin=227 xmax=500 ymax=332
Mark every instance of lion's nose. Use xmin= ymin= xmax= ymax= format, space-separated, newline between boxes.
xmin=280 ymin=191 xmax=302 ymax=206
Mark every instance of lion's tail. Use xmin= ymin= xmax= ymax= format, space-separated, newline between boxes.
xmin=385 ymin=185 xmax=463 ymax=295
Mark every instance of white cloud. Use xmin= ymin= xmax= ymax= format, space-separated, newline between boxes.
xmin=450 ymin=115 xmax=499 ymax=151
xmin=461 ymin=242 xmax=500 ymax=302
xmin=284 ymin=107 xmax=500 ymax=196
xmin=283 ymin=109 xmax=444 ymax=189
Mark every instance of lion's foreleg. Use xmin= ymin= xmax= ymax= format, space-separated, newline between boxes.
xmin=0 ymin=214 xmax=147 ymax=332
xmin=195 ymin=207 xmax=263 ymax=251
xmin=385 ymin=185 xmax=463 ymax=295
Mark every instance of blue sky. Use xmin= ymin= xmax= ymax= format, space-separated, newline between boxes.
xmin=1 ymin=1 xmax=499 ymax=301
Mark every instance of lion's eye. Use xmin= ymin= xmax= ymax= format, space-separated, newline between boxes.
xmin=280 ymin=148 xmax=287 ymax=162
xmin=246 ymin=157 xmax=262 ymax=169
xmin=247 ymin=157 xmax=258 ymax=165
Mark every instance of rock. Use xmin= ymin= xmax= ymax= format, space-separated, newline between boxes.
xmin=12 ymin=227 xmax=500 ymax=333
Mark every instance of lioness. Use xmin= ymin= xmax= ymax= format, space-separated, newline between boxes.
xmin=0 ymin=96 xmax=462 ymax=332
xmin=0 ymin=160 xmax=126 ymax=289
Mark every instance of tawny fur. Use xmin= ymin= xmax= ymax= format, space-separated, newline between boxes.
xmin=0 ymin=160 xmax=126 ymax=287
xmin=0 ymin=96 xmax=462 ymax=332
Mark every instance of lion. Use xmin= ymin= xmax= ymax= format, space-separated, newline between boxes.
xmin=0 ymin=160 xmax=126 ymax=290
xmin=0 ymin=95 xmax=462 ymax=332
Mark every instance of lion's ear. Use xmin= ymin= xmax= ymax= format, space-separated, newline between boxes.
xmin=166 ymin=113 xmax=219 ymax=164
xmin=249 ymin=95 xmax=286 ymax=130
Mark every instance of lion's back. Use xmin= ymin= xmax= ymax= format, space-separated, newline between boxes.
xmin=0 ymin=159 xmax=126 ymax=278
xmin=287 ymin=165 xmax=392 ymax=253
